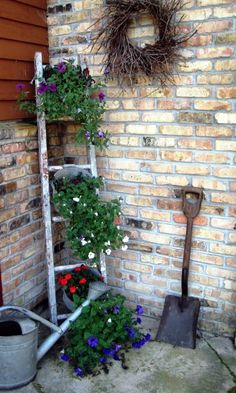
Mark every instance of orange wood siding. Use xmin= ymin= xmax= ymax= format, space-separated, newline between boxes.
xmin=0 ymin=0 xmax=49 ymax=120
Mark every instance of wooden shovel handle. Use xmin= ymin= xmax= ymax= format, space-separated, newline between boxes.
xmin=182 ymin=187 xmax=203 ymax=219
xmin=181 ymin=187 xmax=203 ymax=297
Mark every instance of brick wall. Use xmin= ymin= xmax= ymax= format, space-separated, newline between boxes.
xmin=47 ymin=0 xmax=236 ymax=336
xmin=0 ymin=121 xmax=67 ymax=308
xmin=0 ymin=0 xmax=233 ymax=335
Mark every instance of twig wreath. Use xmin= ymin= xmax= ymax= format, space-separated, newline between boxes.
xmin=93 ymin=0 xmax=195 ymax=86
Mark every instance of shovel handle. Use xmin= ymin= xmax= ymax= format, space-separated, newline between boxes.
xmin=181 ymin=187 xmax=203 ymax=297
xmin=182 ymin=187 xmax=203 ymax=219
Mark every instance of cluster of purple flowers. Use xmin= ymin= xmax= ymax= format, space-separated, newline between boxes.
xmin=37 ymin=81 xmax=57 ymax=95
xmin=57 ymin=62 xmax=67 ymax=73
xmin=16 ymin=83 xmax=25 ymax=90
xmin=84 ymin=130 xmax=105 ymax=140
xmin=60 ymin=303 xmax=151 ymax=378
xmin=102 ymin=344 xmax=122 ymax=361
xmin=98 ymin=91 xmax=106 ymax=102
xmin=87 ymin=336 xmax=99 ymax=348
xmin=132 ymin=334 xmax=151 ymax=349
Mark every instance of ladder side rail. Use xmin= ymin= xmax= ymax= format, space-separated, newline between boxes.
xmin=35 ymin=52 xmax=58 ymax=325
xmin=88 ymin=144 xmax=107 ymax=283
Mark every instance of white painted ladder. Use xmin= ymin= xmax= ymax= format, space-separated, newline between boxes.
xmin=35 ymin=52 xmax=106 ymax=324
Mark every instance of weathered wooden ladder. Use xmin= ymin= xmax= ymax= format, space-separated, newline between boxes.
xmin=35 ymin=52 xmax=106 ymax=325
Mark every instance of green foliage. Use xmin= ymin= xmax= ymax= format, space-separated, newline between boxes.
xmin=17 ymin=60 xmax=109 ymax=149
xmin=52 ymin=174 xmax=128 ymax=268
xmin=63 ymin=292 xmax=151 ymax=376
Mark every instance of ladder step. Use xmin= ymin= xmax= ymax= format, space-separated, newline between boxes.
xmin=49 ymin=164 xmax=92 ymax=171
xmin=57 ymin=313 xmax=72 ymax=320
xmin=54 ymin=263 xmax=84 ymax=272
xmin=52 ymin=216 xmax=66 ymax=222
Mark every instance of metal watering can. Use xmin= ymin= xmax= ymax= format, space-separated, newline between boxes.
xmin=0 ymin=281 xmax=108 ymax=390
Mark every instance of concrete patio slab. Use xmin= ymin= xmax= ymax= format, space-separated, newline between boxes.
xmin=2 ymin=336 xmax=236 ymax=393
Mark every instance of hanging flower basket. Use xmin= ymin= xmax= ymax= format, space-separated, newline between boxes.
xmin=51 ymin=167 xmax=92 ymax=212
xmin=58 ymin=264 xmax=104 ymax=310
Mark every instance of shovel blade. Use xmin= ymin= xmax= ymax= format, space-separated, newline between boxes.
xmin=156 ymin=295 xmax=200 ymax=349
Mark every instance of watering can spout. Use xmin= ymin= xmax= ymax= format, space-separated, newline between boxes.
xmin=0 ymin=281 xmax=109 ymax=363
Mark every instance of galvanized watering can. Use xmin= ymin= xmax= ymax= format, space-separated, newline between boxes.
xmin=0 ymin=281 xmax=108 ymax=390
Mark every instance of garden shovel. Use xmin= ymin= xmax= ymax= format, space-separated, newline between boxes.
xmin=156 ymin=186 xmax=203 ymax=349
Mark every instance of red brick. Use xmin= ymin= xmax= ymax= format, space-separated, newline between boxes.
xmin=173 ymin=213 xmax=208 ymax=226
xmin=1 ymin=142 xmax=25 ymax=154
xmin=196 ymin=20 xmax=232 ymax=33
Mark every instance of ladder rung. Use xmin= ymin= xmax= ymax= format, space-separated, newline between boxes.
xmin=49 ymin=164 xmax=92 ymax=171
xmin=54 ymin=263 xmax=84 ymax=272
xmin=57 ymin=313 xmax=72 ymax=320
xmin=52 ymin=216 xmax=66 ymax=222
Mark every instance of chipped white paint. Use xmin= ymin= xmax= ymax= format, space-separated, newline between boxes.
xmin=36 ymin=52 xmax=107 ymax=323
xmin=35 ymin=52 xmax=58 ymax=325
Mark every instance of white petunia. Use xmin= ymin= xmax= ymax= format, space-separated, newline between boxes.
xmin=81 ymin=239 xmax=87 ymax=246
xmin=63 ymin=203 xmax=66 ymax=207
xmin=83 ymin=203 xmax=87 ymax=207
xmin=70 ymin=211 xmax=73 ymax=215
xmin=105 ymin=240 xmax=111 ymax=246
xmin=122 ymin=245 xmax=128 ymax=251
xmin=117 ymin=226 xmax=120 ymax=229
xmin=94 ymin=212 xmax=98 ymax=216
xmin=73 ymin=197 xmax=80 ymax=202
xmin=107 ymin=318 xmax=112 ymax=323
xmin=88 ymin=252 xmax=95 ymax=259
xmin=105 ymin=248 xmax=111 ymax=255
xmin=91 ymin=233 xmax=94 ymax=238
xmin=77 ymin=108 xmax=81 ymax=113
xmin=122 ymin=235 xmax=129 ymax=243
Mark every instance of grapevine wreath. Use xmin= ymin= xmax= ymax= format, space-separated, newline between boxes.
xmin=93 ymin=0 xmax=195 ymax=86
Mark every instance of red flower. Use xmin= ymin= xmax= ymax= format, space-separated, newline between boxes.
xmin=81 ymin=264 xmax=89 ymax=271
xmin=99 ymin=275 xmax=104 ymax=281
xmin=74 ymin=267 xmax=81 ymax=272
xmin=69 ymin=286 xmax=77 ymax=294
xmin=65 ymin=273 xmax=72 ymax=280
xmin=79 ymin=278 xmax=87 ymax=285
xmin=59 ymin=277 xmax=68 ymax=286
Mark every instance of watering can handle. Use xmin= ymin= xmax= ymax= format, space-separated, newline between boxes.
xmin=0 ymin=306 xmax=61 ymax=333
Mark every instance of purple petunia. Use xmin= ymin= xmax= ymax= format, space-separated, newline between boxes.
xmin=126 ymin=326 xmax=136 ymax=338
xmin=102 ymin=347 xmax=115 ymax=357
xmin=87 ymin=336 xmax=99 ymax=348
xmin=57 ymin=62 xmax=66 ymax=73
xmin=49 ymin=83 xmax=57 ymax=92
xmin=60 ymin=353 xmax=69 ymax=362
xmin=74 ymin=367 xmax=84 ymax=377
xmin=136 ymin=305 xmax=144 ymax=316
xmin=113 ymin=305 xmax=120 ymax=314
xmin=102 ymin=345 xmax=121 ymax=360
xmin=99 ymin=357 xmax=107 ymax=364
xmin=85 ymin=131 xmax=91 ymax=139
xmin=137 ymin=317 xmax=142 ymax=324
xmin=115 ymin=344 xmax=122 ymax=352
xmin=37 ymin=82 xmax=48 ymax=95
xmin=16 ymin=83 xmax=25 ymax=90
xmin=145 ymin=333 xmax=151 ymax=342
xmin=104 ymin=68 xmax=110 ymax=75
xmin=98 ymin=92 xmax=106 ymax=102
xmin=97 ymin=130 xmax=105 ymax=138
xmin=132 ymin=333 xmax=151 ymax=349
